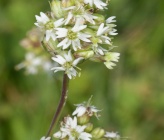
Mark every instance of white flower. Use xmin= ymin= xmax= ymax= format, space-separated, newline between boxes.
xmin=97 ymin=24 xmax=114 ymax=44
xmin=40 ymin=136 xmax=51 ymax=140
xmin=106 ymin=16 xmax=116 ymax=24
xmin=64 ymin=6 xmax=97 ymax=25
xmin=53 ymin=131 xmax=67 ymax=139
xmin=96 ymin=23 xmax=112 ymax=44
xmin=105 ymin=52 xmax=120 ymax=62
xmin=97 ymin=23 xmax=109 ymax=36
xmin=35 ymin=12 xmax=49 ymax=26
xmin=15 ymin=52 xmax=42 ymax=74
xmin=15 ymin=52 xmax=52 ymax=74
xmin=72 ymin=97 xmax=100 ymax=117
xmin=104 ymin=52 xmax=120 ymax=69
xmin=42 ymin=61 xmax=53 ymax=71
xmin=104 ymin=132 xmax=120 ymax=139
xmin=56 ymin=19 xmax=91 ymax=51
xmin=84 ymin=0 xmax=107 ymax=10
xmin=51 ymin=51 xmax=83 ymax=79
xmin=109 ymin=29 xmax=118 ymax=36
xmin=106 ymin=16 xmax=118 ymax=35
xmin=34 ymin=12 xmax=64 ymax=41
xmin=73 ymin=104 xmax=100 ymax=117
xmin=54 ymin=117 xmax=92 ymax=140
xmin=92 ymin=45 xmax=107 ymax=55
xmin=104 ymin=61 xmax=117 ymax=69
xmin=90 ymin=23 xmax=112 ymax=55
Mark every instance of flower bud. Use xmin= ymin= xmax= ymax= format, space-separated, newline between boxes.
xmin=93 ymin=14 xmax=105 ymax=23
xmin=61 ymin=0 xmax=75 ymax=8
xmin=74 ymin=50 xmax=94 ymax=59
xmin=85 ymin=123 xmax=93 ymax=132
xmin=91 ymin=127 xmax=105 ymax=139
xmin=50 ymin=0 xmax=64 ymax=18
xmin=42 ymin=38 xmax=62 ymax=56
xmin=90 ymin=55 xmax=103 ymax=62
xmin=77 ymin=114 xmax=90 ymax=125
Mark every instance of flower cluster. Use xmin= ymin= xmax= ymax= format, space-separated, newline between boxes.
xmin=35 ymin=0 xmax=120 ymax=79
xmin=41 ymin=97 xmax=121 ymax=140
xmin=15 ymin=28 xmax=53 ymax=74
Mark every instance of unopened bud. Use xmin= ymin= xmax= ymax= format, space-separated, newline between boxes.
xmin=91 ymin=127 xmax=105 ymax=139
xmin=74 ymin=50 xmax=94 ymax=59
xmin=42 ymin=38 xmax=62 ymax=56
xmin=61 ymin=0 xmax=75 ymax=8
xmin=90 ymin=55 xmax=103 ymax=62
xmin=50 ymin=0 xmax=64 ymax=18
xmin=77 ymin=114 xmax=90 ymax=125
xmin=93 ymin=14 xmax=105 ymax=23
xmin=85 ymin=123 xmax=93 ymax=132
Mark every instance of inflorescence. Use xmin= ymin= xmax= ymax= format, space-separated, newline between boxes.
xmin=41 ymin=97 xmax=121 ymax=140
xmin=33 ymin=0 xmax=120 ymax=79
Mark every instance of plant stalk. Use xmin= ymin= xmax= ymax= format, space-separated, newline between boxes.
xmin=46 ymin=73 xmax=69 ymax=137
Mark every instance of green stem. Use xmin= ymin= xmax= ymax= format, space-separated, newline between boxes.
xmin=46 ymin=73 xmax=69 ymax=137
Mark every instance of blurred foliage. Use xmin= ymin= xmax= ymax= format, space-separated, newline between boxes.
xmin=0 ymin=0 xmax=164 ymax=140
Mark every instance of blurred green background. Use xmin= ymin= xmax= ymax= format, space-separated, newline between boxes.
xmin=0 ymin=0 xmax=164 ymax=140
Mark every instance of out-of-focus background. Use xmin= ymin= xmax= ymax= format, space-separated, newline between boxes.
xmin=0 ymin=0 xmax=164 ymax=140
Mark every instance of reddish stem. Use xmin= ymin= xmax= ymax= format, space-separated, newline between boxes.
xmin=46 ymin=73 xmax=69 ymax=137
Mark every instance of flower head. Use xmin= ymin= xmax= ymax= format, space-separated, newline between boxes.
xmin=54 ymin=116 xmax=92 ymax=140
xmin=15 ymin=52 xmax=52 ymax=74
xmin=33 ymin=0 xmax=120 ymax=78
xmin=35 ymin=12 xmax=64 ymax=41
xmin=64 ymin=5 xmax=97 ymax=25
xmin=56 ymin=19 xmax=91 ymax=51
xmin=90 ymin=23 xmax=112 ymax=55
xmin=73 ymin=96 xmax=100 ymax=118
xmin=104 ymin=52 xmax=120 ymax=69
xmin=51 ymin=51 xmax=83 ymax=79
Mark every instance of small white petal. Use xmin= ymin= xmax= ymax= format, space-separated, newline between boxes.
xmin=83 ymin=13 xmax=95 ymax=24
xmin=104 ymin=132 xmax=120 ymax=139
xmin=54 ymin=18 xmax=65 ymax=27
xmin=73 ymin=106 xmax=87 ymax=116
xmin=65 ymin=12 xmax=73 ymax=25
xmin=40 ymin=12 xmax=49 ymax=23
xmin=78 ymin=33 xmax=91 ymax=42
xmin=51 ymin=67 xmax=65 ymax=72
xmin=45 ymin=30 xmax=56 ymax=41
xmin=72 ymin=40 xmax=77 ymax=51
xmin=84 ymin=0 xmax=93 ymax=7
xmin=72 ymin=25 xmax=87 ymax=32
xmin=97 ymin=23 xmax=104 ymax=36
xmin=52 ymin=56 xmax=66 ymax=65
xmin=64 ymin=50 xmax=73 ymax=62
xmin=97 ymin=23 xmax=109 ymax=36
xmin=72 ymin=57 xmax=83 ymax=66
xmin=63 ymin=39 xmax=71 ymax=49
xmin=56 ymin=28 xmax=68 ymax=38
xmin=94 ymin=0 xmax=107 ymax=9
xmin=57 ymin=38 xmax=68 ymax=48
xmin=106 ymin=16 xmax=116 ymax=23
xmin=104 ymin=62 xmax=116 ymax=69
